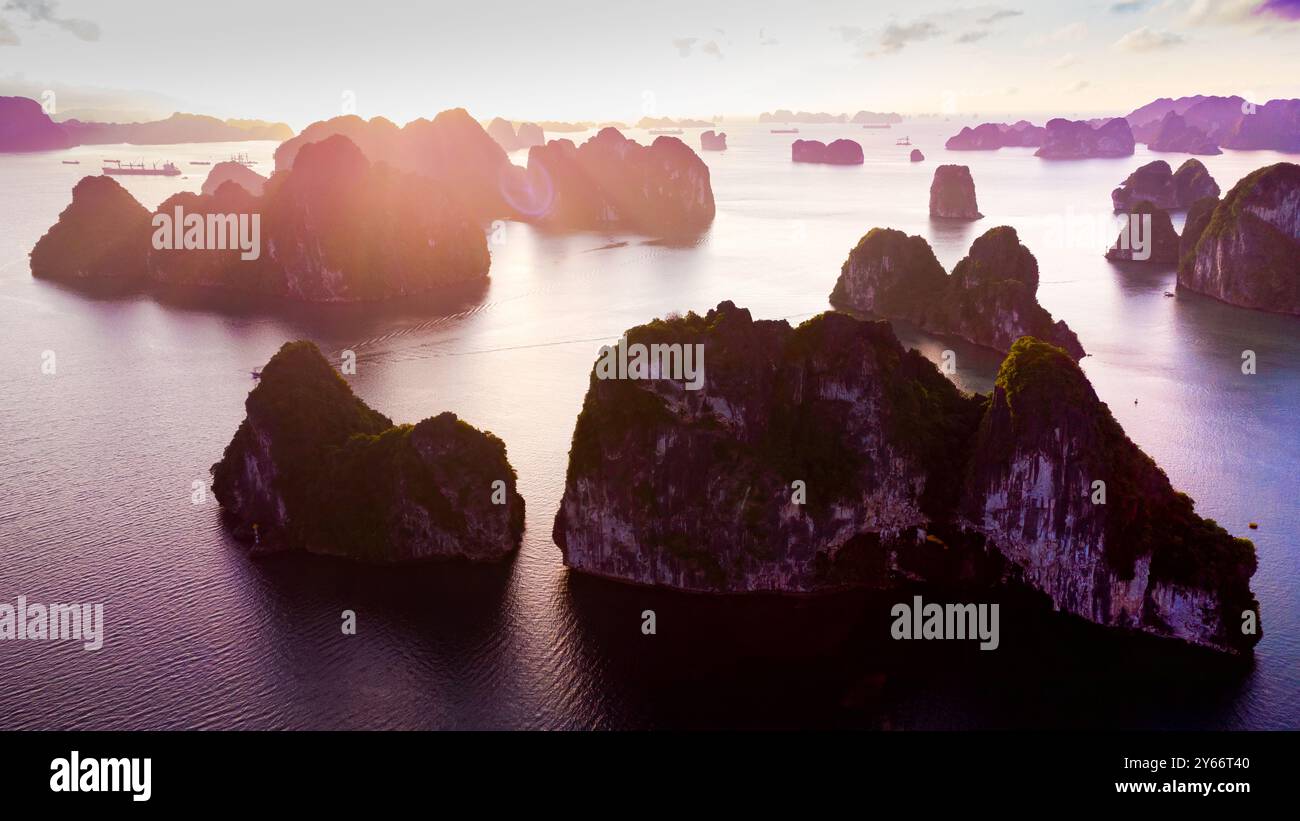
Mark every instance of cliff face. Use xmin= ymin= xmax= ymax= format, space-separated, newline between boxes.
xmin=929 ymin=165 xmax=982 ymax=219
xmin=1178 ymin=162 xmax=1300 ymax=314
xmin=32 ymin=135 xmax=490 ymax=302
xmin=0 ymin=96 xmax=73 ymax=151
xmin=1112 ymin=159 xmax=1219 ymax=212
xmin=830 ymin=226 xmax=1085 ymax=359
xmin=1035 ymin=118 xmax=1135 ymax=159
xmin=212 ymin=341 xmax=523 ymax=562
xmin=273 ymin=109 xmax=512 ymax=220
xmin=553 ymin=302 xmax=984 ymax=593
xmin=962 ymin=338 xmax=1258 ymax=653
xmin=791 ymin=139 xmax=864 ymax=165
xmin=1105 ymin=201 xmax=1180 ymax=264
xmin=555 ymin=305 xmax=1259 ymax=652
xmin=520 ymin=128 xmax=716 ymax=234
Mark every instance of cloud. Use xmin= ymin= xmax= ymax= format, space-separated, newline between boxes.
xmin=977 ymin=9 xmax=1023 ymax=24
xmin=3 ymin=0 xmax=100 ymax=41
xmin=1029 ymin=21 xmax=1088 ymax=44
xmin=832 ymin=24 xmax=866 ymax=42
xmin=1110 ymin=0 xmax=1147 ymax=11
xmin=0 ymin=19 xmax=18 ymax=45
xmin=1254 ymin=0 xmax=1300 ymax=19
xmin=1052 ymin=52 xmax=1080 ymax=68
xmin=956 ymin=30 xmax=990 ymax=43
xmin=1113 ymin=25 xmax=1185 ymax=49
xmin=1065 ymin=80 xmax=1090 ymax=93
xmin=875 ymin=20 xmax=943 ymax=54
xmin=701 ymin=40 xmax=723 ymax=58
xmin=672 ymin=37 xmax=697 ymax=57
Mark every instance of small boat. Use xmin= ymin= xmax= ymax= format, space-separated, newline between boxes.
xmin=895 ymin=136 xmax=912 ymax=146
xmin=251 ymin=369 xmax=262 ymax=381
xmin=61 ymin=160 xmax=81 ymax=165
xmin=771 ymin=128 xmax=799 ymax=134
xmin=1163 ymin=291 xmax=1175 ymax=297
xmin=103 ymin=158 xmax=120 ymax=163
xmin=229 ymin=152 xmax=257 ymax=167
xmin=1249 ymin=522 xmax=1259 ymax=529
xmin=191 ymin=161 xmax=211 ymax=166
xmin=861 ymin=123 xmax=891 ymax=129
xmin=648 ymin=128 xmax=684 ymax=135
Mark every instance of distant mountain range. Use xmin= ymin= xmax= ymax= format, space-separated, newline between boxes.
xmin=0 ymin=96 xmax=293 ymax=152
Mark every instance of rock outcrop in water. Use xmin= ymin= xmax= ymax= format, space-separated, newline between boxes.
xmin=553 ymin=302 xmax=1259 ymax=653
xmin=791 ymin=139 xmax=863 ymax=165
xmin=944 ymin=120 xmax=1044 ymax=151
xmin=929 ymin=165 xmax=982 ymax=219
xmin=1177 ymin=162 xmax=1300 ymax=314
xmin=1126 ymin=95 xmax=1300 ymax=153
xmin=273 ymin=109 xmax=512 ymax=220
xmin=910 ymin=149 xmax=924 ymax=162
xmin=31 ymin=135 xmax=490 ymax=301
xmin=830 ymin=226 xmax=1085 ymax=359
xmin=0 ymin=96 xmax=74 ymax=151
xmin=201 ymin=161 xmax=268 ymax=196
xmin=213 ymin=341 xmax=523 ymax=562
xmin=515 ymin=128 xmax=716 ymax=234
xmin=1105 ymin=201 xmax=1180 ymax=264
xmin=1147 ymin=111 xmax=1221 ymax=155
xmin=1035 ymin=118 xmax=1134 ymax=159
xmin=1111 ymin=159 xmax=1219 ymax=212
xmin=700 ymin=130 xmax=727 ymax=151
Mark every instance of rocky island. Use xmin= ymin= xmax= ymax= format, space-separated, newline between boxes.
xmin=944 ymin=120 xmax=1044 ymax=151
xmin=830 ymin=226 xmax=1084 ymax=359
xmin=212 ymin=340 xmax=523 ymax=562
xmin=791 ymin=139 xmax=864 ymax=165
xmin=553 ymin=302 xmax=1258 ymax=653
xmin=31 ymin=134 xmax=490 ymax=302
xmin=700 ymin=130 xmax=727 ymax=151
xmin=929 ymin=165 xmax=982 ymax=219
xmin=200 ymin=161 xmax=268 ymax=196
xmin=1035 ymin=117 xmax=1134 ymax=159
xmin=1177 ymin=162 xmax=1300 ymax=314
xmin=0 ymin=96 xmax=75 ymax=151
xmin=517 ymin=127 xmax=716 ymax=234
xmin=1146 ymin=111 xmax=1220 ymax=155
xmin=1111 ymin=159 xmax=1219 ymax=212
xmin=1105 ymin=201 xmax=1179 ymax=264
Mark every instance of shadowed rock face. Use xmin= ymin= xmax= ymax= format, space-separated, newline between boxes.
xmin=1105 ymin=201 xmax=1180 ymax=264
xmin=1178 ymin=162 xmax=1300 ymax=314
xmin=929 ymin=164 xmax=982 ymax=219
xmin=273 ymin=109 xmax=512 ymax=220
xmin=201 ymin=161 xmax=268 ymax=196
xmin=831 ymin=226 xmax=1085 ymax=359
xmin=32 ymin=135 xmax=490 ymax=302
xmin=1179 ymin=195 xmax=1220 ymax=270
xmin=791 ymin=138 xmax=863 ymax=165
xmin=0 ymin=96 xmax=74 ymax=151
xmin=518 ymin=128 xmax=716 ymax=234
xmin=554 ymin=303 xmax=1259 ymax=653
xmin=212 ymin=341 xmax=523 ymax=562
xmin=1035 ymin=118 xmax=1135 ymax=159
xmin=700 ymin=130 xmax=728 ymax=151
xmin=1111 ymin=159 xmax=1219 ymax=212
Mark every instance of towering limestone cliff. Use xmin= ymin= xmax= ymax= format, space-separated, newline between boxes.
xmin=962 ymin=338 xmax=1258 ymax=653
xmin=830 ymin=226 xmax=1085 ymax=359
xmin=1111 ymin=159 xmax=1219 ymax=212
xmin=1105 ymin=200 xmax=1180 ymax=264
xmin=1177 ymin=162 xmax=1300 ymax=315
xmin=212 ymin=341 xmax=523 ymax=562
xmin=31 ymin=135 xmax=490 ymax=302
xmin=518 ymin=128 xmax=716 ymax=234
xmin=554 ymin=304 xmax=1260 ymax=653
xmin=929 ymin=165 xmax=981 ymax=219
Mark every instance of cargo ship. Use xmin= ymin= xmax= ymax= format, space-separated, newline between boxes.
xmin=103 ymin=160 xmax=181 ymax=176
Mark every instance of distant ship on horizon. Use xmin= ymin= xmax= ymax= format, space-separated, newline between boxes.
xmin=771 ymin=127 xmax=799 ymax=134
xmin=102 ymin=160 xmax=181 ymax=176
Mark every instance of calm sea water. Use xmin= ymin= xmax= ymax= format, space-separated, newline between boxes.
xmin=0 ymin=122 xmax=1296 ymax=729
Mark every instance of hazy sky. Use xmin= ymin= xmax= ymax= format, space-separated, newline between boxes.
xmin=1 ymin=0 xmax=1298 ymax=128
